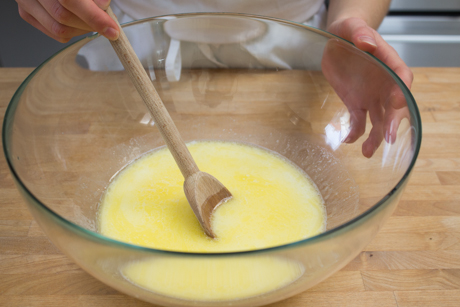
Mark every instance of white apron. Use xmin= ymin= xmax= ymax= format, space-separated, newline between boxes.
xmin=78 ymin=0 xmax=327 ymax=73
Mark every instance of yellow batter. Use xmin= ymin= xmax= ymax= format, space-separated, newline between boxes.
xmin=98 ymin=141 xmax=326 ymax=301
xmin=121 ymin=256 xmax=305 ymax=301
xmin=98 ymin=141 xmax=325 ymax=252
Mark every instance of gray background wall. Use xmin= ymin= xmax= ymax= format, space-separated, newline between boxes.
xmin=0 ymin=1 xmax=89 ymax=67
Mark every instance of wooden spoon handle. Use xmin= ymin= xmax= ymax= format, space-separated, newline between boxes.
xmin=106 ymin=7 xmax=199 ymax=178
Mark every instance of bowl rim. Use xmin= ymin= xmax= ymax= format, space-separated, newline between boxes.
xmin=2 ymin=12 xmax=422 ymax=257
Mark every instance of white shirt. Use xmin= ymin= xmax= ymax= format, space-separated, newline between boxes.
xmin=112 ymin=0 xmax=326 ymax=25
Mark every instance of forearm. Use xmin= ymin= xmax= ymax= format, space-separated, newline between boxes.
xmin=327 ymin=0 xmax=391 ymax=30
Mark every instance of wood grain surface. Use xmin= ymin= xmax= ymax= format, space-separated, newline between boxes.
xmin=1 ymin=67 xmax=460 ymax=307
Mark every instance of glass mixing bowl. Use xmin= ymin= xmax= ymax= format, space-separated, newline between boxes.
xmin=3 ymin=13 xmax=421 ymax=307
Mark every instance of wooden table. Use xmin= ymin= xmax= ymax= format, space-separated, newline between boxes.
xmin=1 ymin=67 xmax=460 ymax=307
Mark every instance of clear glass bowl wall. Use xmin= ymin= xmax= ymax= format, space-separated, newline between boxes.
xmin=3 ymin=14 xmax=421 ymax=307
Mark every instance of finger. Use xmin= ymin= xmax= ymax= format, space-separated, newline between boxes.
xmin=392 ymin=62 xmax=414 ymax=90
xmin=39 ymin=0 xmax=92 ymax=31
xmin=329 ymin=17 xmax=414 ymax=93
xmin=355 ymin=28 xmax=413 ymax=109
xmin=362 ymin=102 xmax=385 ymax=158
xmin=18 ymin=2 xmax=88 ymax=42
xmin=388 ymin=83 xmax=409 ymax=110
xmin=383 ymin=106 xmax=410 ymax=144
xmin=362 ymin=124 xmax=383 ymax=158
xmin=19 ymin=7 xmax=69 ymax=42
xmin=330 ymin=18 xmax=378 ymax=53
xmin=344 ymin=108 xmax=367 ymax=143
xmin=58 ymin=0 xmax=119 ymax=40
xmin=372 ymin=33 xmax=414 ymax=92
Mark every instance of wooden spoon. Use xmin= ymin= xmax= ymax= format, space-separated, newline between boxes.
xmin=105 ymin=7 xmax=232 ymax=238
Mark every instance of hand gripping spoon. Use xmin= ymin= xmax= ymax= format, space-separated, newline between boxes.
xmin=105 ymin=7 xmax=232 ymax=238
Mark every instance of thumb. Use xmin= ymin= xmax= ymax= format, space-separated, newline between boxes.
xmin=329 ymin=17 xmax=378 ymax=53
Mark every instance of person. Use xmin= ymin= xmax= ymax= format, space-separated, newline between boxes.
xmin=15 ymin=0 xmax=413 ymax=157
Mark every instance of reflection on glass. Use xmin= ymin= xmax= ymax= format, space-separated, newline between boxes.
xmin=325 ymin=111 xmax=351 ymax=151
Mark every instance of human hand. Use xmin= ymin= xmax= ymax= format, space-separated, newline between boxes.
xmin=323 ymin=17 xmax=413 ymax=158
xmin=16 ymin=0 xmax=119 ymax=43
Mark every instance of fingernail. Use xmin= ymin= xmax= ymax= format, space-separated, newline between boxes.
xmin=358 ymin=36 xmax=377 ymax=48
xmin=95 ymin=0 xmax=111 ymax=10
xmin=58 ymin=38 xmax=71 ymax=44
xmin=103 ymin=27 xmax=119 ymax=40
